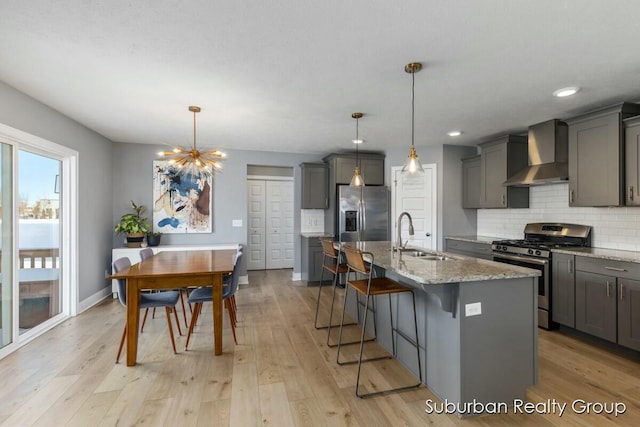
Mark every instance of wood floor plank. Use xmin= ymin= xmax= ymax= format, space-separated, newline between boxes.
xmin=259 ymin=382 xmax=296 ymax=426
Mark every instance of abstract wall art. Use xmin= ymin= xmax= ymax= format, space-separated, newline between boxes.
xmin=152 ymin=160 xmax=212 ymax=233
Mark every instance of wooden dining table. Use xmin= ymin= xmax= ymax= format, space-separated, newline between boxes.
xmin=109 ymin=249 xmax=237 ymax=366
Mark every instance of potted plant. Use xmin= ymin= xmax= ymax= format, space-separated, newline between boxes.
xmin=114 ymin=200 xmax=150 ymax=248
xmin=146 ymin=231 xmax=163 ymax=247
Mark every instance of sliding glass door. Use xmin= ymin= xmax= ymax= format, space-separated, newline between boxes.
xmin=0 ymin=144 xmax=13 ymax=347
xmin=17 ymin=150 xmax=61 ymax=333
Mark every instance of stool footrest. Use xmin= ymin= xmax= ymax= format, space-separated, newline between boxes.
xmin=357 ymin=382 xmax=422 ymax=399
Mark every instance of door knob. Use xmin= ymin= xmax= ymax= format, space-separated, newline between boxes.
xmin=425 ymin=233 xmax=431 ymax=237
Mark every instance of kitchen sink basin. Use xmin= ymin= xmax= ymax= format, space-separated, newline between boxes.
xmin=402 ymin=250 xmax=453 ymax=260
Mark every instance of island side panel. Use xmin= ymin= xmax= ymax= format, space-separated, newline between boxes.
xmin=459 ymin=277 xmax=538 ymax=406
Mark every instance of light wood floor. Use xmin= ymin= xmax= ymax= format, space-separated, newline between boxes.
xmin=0 ymin=269 xmax=639 ymax=426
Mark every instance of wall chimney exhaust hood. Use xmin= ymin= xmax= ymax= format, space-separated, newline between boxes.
xmin=504 ymin=119 xmax=568 ymax=186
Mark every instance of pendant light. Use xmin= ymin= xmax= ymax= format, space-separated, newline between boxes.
xmin=350 ymin=112 xmax=365 ymax=187
xmin=402 ymin=62 xmax=424 ymax=175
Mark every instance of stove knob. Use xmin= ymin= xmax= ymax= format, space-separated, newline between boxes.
xmin=501 ymin=246 xmax=507 ymax=251
xmin=535 ymin=250 xmax=541 ymax=256
xmin=528 ymin=249 xmax=534 ymax=255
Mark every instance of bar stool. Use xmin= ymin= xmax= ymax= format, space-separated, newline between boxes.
xmin=336 ymin=243 xmax=422 ymax=398
xmin=314 ymin=238 xmax=358 ymax=347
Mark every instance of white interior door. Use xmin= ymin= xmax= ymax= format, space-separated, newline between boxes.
xmin=391 ymin=164 xmax=437 ymax=250
xmin=266 ymin=180 xmax=294 ymax=269
xmin=247 ymin=180 xmax=266 ymax=270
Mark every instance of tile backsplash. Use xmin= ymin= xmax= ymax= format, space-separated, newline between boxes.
xmin=301 ymin=209 xmax=325 ymax=233
xmin=477 ymin=183 xmax=640 ymax=251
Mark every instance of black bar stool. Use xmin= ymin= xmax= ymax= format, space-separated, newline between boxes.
xmin=336 ymin=243 xmax=422 ymax=398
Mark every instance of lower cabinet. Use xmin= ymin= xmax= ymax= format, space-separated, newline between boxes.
xmin=618 ymin=278 xmax=640 ymax=351
xmin=575 ymin=270 xmax=617 ymax=342
xmin=551 ymin=253 xmax=575 ymax=327
xmin=573 ymin=256 xmax=640 ymax=351
xmin=301 ymin=236 xmax=325 ymax=284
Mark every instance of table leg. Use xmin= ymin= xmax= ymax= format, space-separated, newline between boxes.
xmin=212 ymin=273 xmax=223 ymax=355
xmin=126 ymin=278 xmax=141 ymax=366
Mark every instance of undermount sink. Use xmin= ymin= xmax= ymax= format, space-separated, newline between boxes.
xmin=402 ymin=250 xmax=453 ymax=260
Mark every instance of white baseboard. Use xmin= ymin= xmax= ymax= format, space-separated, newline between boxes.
xmin=239 ymin=275 xmax=248 ymax=285
xmin=292 ymin=272 xmax=301 ymax=281
xmin=78 ymin=286 xmax=113 ymax=314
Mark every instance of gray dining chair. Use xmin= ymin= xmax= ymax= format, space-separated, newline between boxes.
xmin=139 ymin=248 xmax=189 ymax=331
xmin=185 ymin=251 xmax=243 ymax=349
xmin=113 ymin=256 xmax=182 ymax=363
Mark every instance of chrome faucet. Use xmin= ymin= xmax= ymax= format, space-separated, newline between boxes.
xmin=395 ymin=211 xmax=415 ymax=251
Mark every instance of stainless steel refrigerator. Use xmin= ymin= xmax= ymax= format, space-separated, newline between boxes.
xmin=337 ymin=185 xmax=389 ymax=242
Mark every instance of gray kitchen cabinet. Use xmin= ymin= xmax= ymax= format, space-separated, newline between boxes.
xmin=566 ymin=102 xmax=640 ymax=207
xmin=574 ymin=255 xmax=640 ymax=348
xmin=462 ymin=155 xmax=481 ymax=208
xmin=301 ymin=236 xmax=325 ymax=284
xmin=301 ymin=163 xmax=328 ymax=209
xmin=478 ymin=135 xmax=529 ymax=208
xmin=624 ymin=116 xmax=640 ymax=206
xmin=618 ymin=278 xmax=640 ymax=351
xmin=445 ymin=238 xmax=492 ymax=260
xmin=551 ymin=253 xmax=575 ymax=327
xmin=575 ymin=270 xmax=617 ymax=342
xmin=324 ymin=153 xmax=385 ymax=186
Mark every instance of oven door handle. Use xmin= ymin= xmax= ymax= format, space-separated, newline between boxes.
xmin=493 ymin=253 xmax=549 ymax=266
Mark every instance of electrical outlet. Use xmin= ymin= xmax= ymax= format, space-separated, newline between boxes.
xmin=465 ymin=302 xmax=482 ymax=317
xmin=232 ymin=219 xmax=243 ymax=227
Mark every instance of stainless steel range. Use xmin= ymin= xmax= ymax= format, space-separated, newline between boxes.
xmin=492 ymin=223 xmax=592 ymax=329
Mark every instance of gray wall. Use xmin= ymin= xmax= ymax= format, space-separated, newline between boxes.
xmin=112 ymin=142 xmax=323 ymax=273
xmin=384 ymin=144 xmax=478 ymax=250
xmin=0 ymin=80 xmax=114 ymax=303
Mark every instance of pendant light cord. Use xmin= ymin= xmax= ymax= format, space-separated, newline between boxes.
xmin=411 ymin=71 xmax=415 ymax=148
xmin=355 ymin=117 xmax=359 ymax=167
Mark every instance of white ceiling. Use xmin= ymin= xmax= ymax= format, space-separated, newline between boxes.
xmin=2 ymin=1 xmax=640 ymax=156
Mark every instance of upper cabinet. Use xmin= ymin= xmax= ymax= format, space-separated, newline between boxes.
xmin=300 ymin=163 xmax=329 ymax=209
xmin=462 ymin=155 xmax=481 ymax=209
xmin=566 ymin=102 xmax=640 ymax=207
xmin=624 ymin=116 xmax=640 ymax=206
xmin=479 ymin=135 xmax=529 ymax=208
xmin=323 ymin=153 xmax=385 ymax=186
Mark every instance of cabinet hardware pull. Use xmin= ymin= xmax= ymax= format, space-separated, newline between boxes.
xmin=620 ymin=283 xmax=624 ymax=300
xmin=570 ymin=189 xmax=574 ymax=204
xmin=604 ymin=266 xmax=627 ymax=272
xmin=501 ymin=194 xmax=506 ymax=206
xmin=568 ymin=258 xmax=573 ymax=274
xmin=606 ymin=281 xmax=611 ymax=297
xmin=630 ymin=186 xmax=635 ymax=202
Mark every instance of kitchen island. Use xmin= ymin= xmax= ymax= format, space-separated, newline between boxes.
xmin=341 ymin=241 xmax=540 ymax=417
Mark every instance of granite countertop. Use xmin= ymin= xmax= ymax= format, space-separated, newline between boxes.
xmin=342 ymin=241 xmax=540 ymax=285
xmin=552 ymin=246 xmax=640 ymax=263
xmin=447 ymin=235 xmax=640 ymax=264
xmin=445 ymin=235 xmax=501 ymax=244
xmin=301 ymin=232 xmax=332 ymax=238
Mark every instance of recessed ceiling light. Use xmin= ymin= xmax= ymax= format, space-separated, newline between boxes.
xmin=553 ymin=87 xmax=580 ymax=98
xmin=447 ymin=130 xmax=462 ymax=137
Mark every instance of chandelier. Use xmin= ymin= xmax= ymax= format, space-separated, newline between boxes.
xmin=157 ymin=106 xmax=226 ymax=178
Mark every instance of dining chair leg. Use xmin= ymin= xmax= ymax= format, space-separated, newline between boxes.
xmin=185 ymin=302 xmax=202 ymax=350
xmin=226 ymin=300 xmax=238 ymax=344
xmin=116 ymin=325 xmax=127 ymax=363
xmin=179 ymin=290 xmax=189 ymax=329
xmin=165 ymin=307 xmax=177 ymax=354
xmin=172 ymin=307 xmax=183 ymax=336
xmin=141 ymin=308 xmax=150 ymax=332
